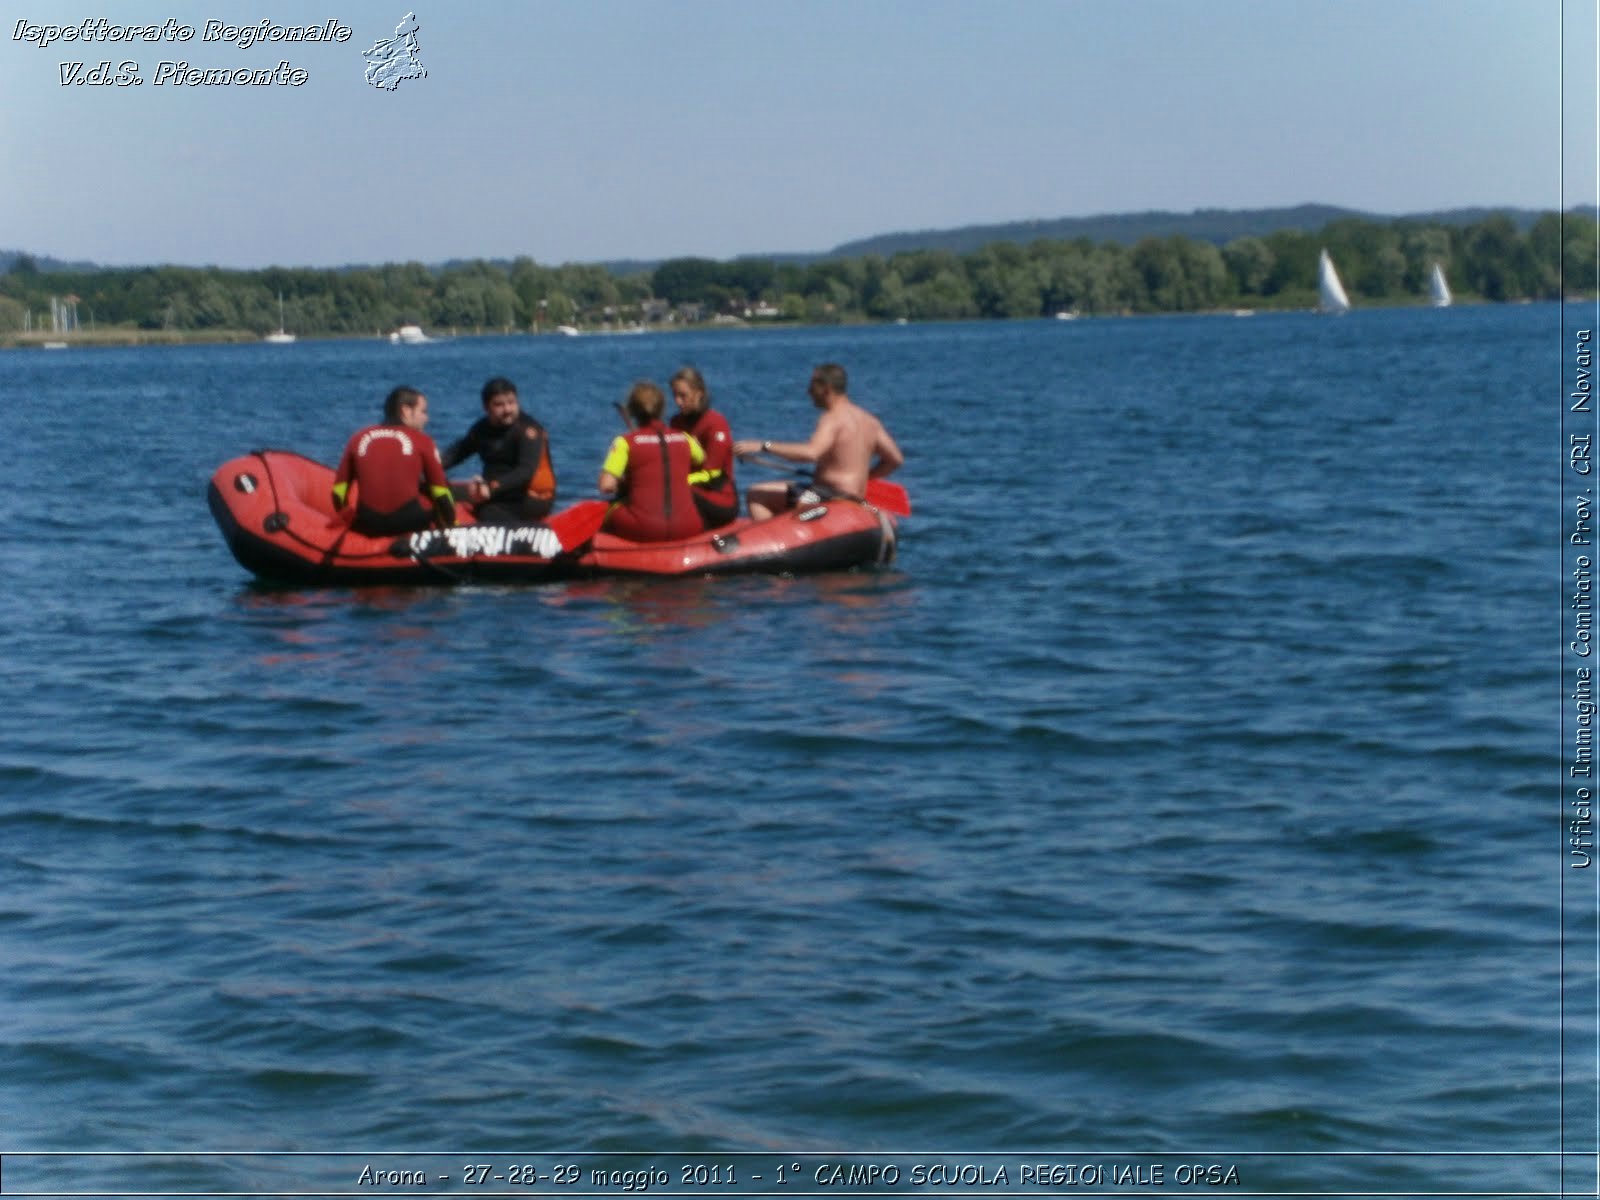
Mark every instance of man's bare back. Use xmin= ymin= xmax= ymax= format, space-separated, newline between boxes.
xmin=810 ymin=399 xmax=897 ymax=498
xmin=734 ymin=363 xmax=904 ymax=521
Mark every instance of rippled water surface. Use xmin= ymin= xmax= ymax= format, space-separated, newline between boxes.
xmin=0 ymin=308 xmax=1568 ymax=1195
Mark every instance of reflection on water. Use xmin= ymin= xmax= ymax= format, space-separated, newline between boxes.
xmin=559 ymin=576 xmax=731 ymax=635
xmin=536 ymin=568 xmax=915 ymax=640
xmin=234 ymin=584 xmax=438 ymax=614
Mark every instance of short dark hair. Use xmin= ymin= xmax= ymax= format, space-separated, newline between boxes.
xmin=383 ymin=386 xmax=424 ymax=423
xmin=481 ymin=376 xmax=518 ymax=407
xmin=812 ymin=363 xmax=847 ymax=394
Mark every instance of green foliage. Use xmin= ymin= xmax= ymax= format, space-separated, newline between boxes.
xmin=0 ymin=209 xmax=1588 ymax=339
xmin=1554 ymin=212 xmax=1600 ymax=291
xmin=1222 ymin=236 xmax=1275 ymax=296
xmin=652 ymin=257 xmax=729 ymax=306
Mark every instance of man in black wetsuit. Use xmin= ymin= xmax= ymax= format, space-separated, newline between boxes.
xmin=442 ymin=377 xmax=557 ymax=525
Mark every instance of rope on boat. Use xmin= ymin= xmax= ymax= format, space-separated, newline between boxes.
xmin=874 ymin=506 xmax=896 ymax=566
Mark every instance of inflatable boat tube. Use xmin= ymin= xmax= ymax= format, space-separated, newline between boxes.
xmin=207 ymin=450 xmax=579 ymax=585
xmin=209 ymin=449 xmax=898 ymax=585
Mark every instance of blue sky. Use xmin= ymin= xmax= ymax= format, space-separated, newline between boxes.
xmin=1 ymin=0 xmax=1593 ymax=269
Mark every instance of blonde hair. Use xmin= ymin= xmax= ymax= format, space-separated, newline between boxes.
xmin=670 ymin=365 xmax=709 ymax=408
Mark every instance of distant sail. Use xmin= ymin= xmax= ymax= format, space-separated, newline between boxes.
xmin=1429 ymin=262 xmax=1452 ymax=308
xmin=1318 ymin=249 xmax=1351 ymax=314
xmin=263 ymin=291 xmax=296 ymax=343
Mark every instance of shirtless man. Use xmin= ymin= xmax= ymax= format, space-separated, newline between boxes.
xmin=733 ymin=363 xmax=904 ymax=521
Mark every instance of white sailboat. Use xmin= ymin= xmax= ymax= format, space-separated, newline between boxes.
xmin=1318 ymin=249 xmax=1351 ymax=314
xmin=1428 ymin=262 xmax=1452 ymax=308
xmin=263 ymin=293 xmax=296 ymax=343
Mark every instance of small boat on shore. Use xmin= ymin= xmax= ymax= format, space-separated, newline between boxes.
xmin=388 ymin=323 xmax=433 ymax=344
xmin=208 ymin=450 xmax=899 ymax=586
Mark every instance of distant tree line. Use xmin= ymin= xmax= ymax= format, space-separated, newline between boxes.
xmin=0 ymin=211 xmax=1592 ymax=337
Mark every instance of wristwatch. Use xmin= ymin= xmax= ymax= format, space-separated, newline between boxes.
xmin=762 ymin=440 xmax=772 ymax=452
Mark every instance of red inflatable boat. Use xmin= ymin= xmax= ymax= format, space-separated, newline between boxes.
xmin=208 ymin=449 xmax=900 ymax=586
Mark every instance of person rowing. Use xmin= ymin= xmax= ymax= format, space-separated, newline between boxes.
xmin=732 ymin=362 xmax=904 ymax=520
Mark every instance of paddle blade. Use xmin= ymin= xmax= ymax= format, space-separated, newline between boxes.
xmin=544 ymin=499 xmax=610 ymax=552
xmin=865 ymin=478 xmax=911 ymax=516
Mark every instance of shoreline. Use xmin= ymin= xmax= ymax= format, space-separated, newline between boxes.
xmin=0 ymin=296 xmax=1568 ymax=350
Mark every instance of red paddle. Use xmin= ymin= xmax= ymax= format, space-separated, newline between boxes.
xmin=739 ymin=451 xmax=911 ymax=517
xmin=543 ymin=499 xmax=610 ymax=552
xmin=864 ymin=478 xmax=911 ymax=516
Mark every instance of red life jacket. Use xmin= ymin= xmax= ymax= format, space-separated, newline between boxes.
xmin=334 ymin=424 xmax=447 ymax=514
xmin=607 ymin=420 xmax=703 ymax=542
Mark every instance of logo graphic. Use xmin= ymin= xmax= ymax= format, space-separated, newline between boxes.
xmin=363 ymin=11 xmax=426 ymax=90
xmin=404 ymin=525 xmax=563 ymax=561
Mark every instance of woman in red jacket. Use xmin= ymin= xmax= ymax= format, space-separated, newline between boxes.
xmin=668 ymin=366 xmax=739 ymax=529
xmin=598 ymin=381 xmax=707 ymax=542
xmin=331 ymin=386 xmax=455 ymax=535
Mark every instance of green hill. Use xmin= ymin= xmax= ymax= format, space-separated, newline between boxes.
xmin=825 ymin=204 xmax=1554 ymax=259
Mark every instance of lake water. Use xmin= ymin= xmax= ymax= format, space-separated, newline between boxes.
xmin=0 ymin=306 xmax=1582 ymax=1197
